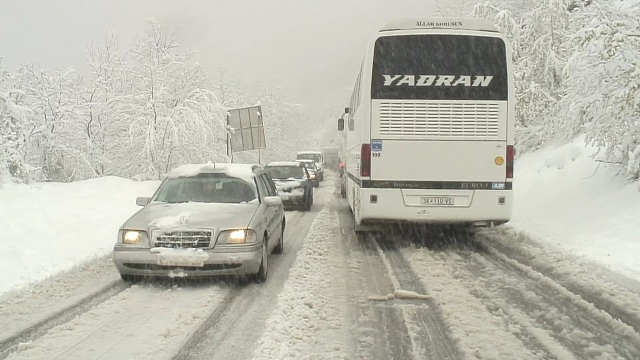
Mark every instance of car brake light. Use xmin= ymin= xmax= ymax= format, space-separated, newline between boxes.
xmin=506 ymin=145 xmax=515 ymax=179
xmin=361 ymin=144 xmax=371 ymax=177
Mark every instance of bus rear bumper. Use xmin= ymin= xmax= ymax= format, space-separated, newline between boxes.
xmin=357 ymin=188 xmax=512 ymax=226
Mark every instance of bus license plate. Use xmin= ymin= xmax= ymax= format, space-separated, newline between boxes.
xmin=421 ymin=197 xmax=453 ymax=205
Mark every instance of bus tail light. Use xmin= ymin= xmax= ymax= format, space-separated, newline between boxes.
xmin=361 ymin=144 xmax=371 ymax=177
xmin=506 ymin=145 xmax=515 ymax=179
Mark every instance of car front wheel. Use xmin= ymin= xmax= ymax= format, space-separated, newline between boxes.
xmin=305 ymin=198 xmax=312 ymax=211
xmin=273 ymin=223 xmax=284 ymax=254
xmin=253 ymin=237 xmax=268 ymax=283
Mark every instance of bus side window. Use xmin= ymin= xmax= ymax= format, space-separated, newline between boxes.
xmin=348 ymin=66 xmax=363 ymax=131
xmin=348 ymin=112 xmax=355 ymax=131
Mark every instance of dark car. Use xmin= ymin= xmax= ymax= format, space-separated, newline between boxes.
xmin=264 ymin=161 xmax=314 ymax=211
xmin=295 ymin=159 xmax=320 ymax=188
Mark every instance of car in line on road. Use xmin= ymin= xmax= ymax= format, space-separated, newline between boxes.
xmin=113 ymin=162 xmax=285 ymax=284
xmin=264 ymin=161 xmax=314 ymax=211
xmin=296 ymin=150 xmax=325 ymax=181
xmin=295 ymin=159 xmax=320 ymax=188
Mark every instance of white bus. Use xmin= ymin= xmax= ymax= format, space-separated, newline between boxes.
xmin=338 ymin=18 xmax=515 ymax=232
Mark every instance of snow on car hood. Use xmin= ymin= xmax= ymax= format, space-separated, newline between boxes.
xmin=273 ymin=179 xmax=304 ymax=191
xmin=123 ymin=202 xmax=258 ymax=231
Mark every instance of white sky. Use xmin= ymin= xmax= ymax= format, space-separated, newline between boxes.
xmin=0 ymin=0 xmax=439 ymax=117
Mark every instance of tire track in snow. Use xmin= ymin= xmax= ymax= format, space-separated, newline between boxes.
xmin=475 ymin=229 xmax=640 ymax=334
xmin=433 ymin=249 xmax=575 ymax=360
xmin=403 ymin=244 xmax=553 ymax=360
xmin=335 ymin=200 xmax=459 ymax=359
xmin=4 ymin=283 xmax=233 ymax=360
xmin=171 ymin=287 xmax=240 ymax=360
xmin=350 ymin=233 xmax=415 ymax=359
xmin=335 ymin=201 xmax=415 ymax=360
xmin=465 ymin=247 xmax=640 ymax=359
xmin=173 ymin=197 xmax=320 ymax=359
xmin=417 ymin=238 xmax=640 ymax=360
xmin=0 ymin=267 xmax=129 ymax=360
xmin=370 ymin=236 xmax=461 ymax=360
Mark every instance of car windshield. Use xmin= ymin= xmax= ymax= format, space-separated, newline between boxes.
xmin=152 ymin=174 xmax=257 ymax=204
xmin=265 ymin=166 xmax=305 ymax=180
xmin=297 ymin=153 xmax=321 ymax=163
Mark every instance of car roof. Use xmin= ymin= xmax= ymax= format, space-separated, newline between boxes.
xmin=266 ymin=161 xmax=303 ymax=167
xmin=165 ymin=162 xmax=263 ymax=183
xmin=295 ymin=159 xmax=314 ymax=163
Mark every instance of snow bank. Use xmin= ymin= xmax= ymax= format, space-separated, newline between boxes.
xmin=250 ymin=190 xmax=350 ymax=360
xmin=505 ymin=136 xmax=640 ymax=279
xmin=0 ymin=176 xmax=160 ymax=296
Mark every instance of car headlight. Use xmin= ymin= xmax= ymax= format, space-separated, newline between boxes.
xmin=118 ymin=229 xmax=150 ymax=246
xmin=217 ymin=229 xmax=258 ymax=245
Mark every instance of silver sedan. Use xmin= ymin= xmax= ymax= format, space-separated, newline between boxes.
xmin=113 ymin=163 xmax=285 ymax=283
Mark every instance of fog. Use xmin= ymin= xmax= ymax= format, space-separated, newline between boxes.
xmin=0 ymin=0 xmax=438 ymax=117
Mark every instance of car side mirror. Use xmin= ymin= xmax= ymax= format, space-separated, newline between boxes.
xmin=264 ymin=196 xmax=283 ymax=207
xmin=338 ymin=118 xmax=344 ymax=131
xmin=344 ymin=107 xmax=349 ymax=114
xmin=136 ymin=197 xmax=151 ymax=206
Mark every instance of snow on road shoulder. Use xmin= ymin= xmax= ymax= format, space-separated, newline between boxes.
xmin=6 ymin=284 xmax=231 ymax=360
xmin=505 ymin=136 xmax=640 ymax=280
xmin=250 ymin=190 xmax=350 ymax=360
xmin=0 ymin=176 xmax=160 ymax=296
xmin=404 ymin=248 xmax=541 ymax=360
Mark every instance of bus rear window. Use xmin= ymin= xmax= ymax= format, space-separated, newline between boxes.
xmin=371 ymin=35 xmax=508 ymax=101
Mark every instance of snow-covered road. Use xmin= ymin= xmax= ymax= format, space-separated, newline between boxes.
xmin=1 ymin=175 xmax=640 ymax=360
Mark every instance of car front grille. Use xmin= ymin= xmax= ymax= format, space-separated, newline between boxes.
xmin=154 ymin=231 xmax=213 ymax=248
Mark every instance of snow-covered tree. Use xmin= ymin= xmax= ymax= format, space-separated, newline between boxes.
xmin=435 ymin=0 xmax=476 ymax=16
xmin=471 ymin=0 xmax=639 ymax=181
xmin=123 ymin=19 xmax=228 ymax=179
xmin=0 ymin=62 xmax=33 ymax=184
xmin=15 ymin=65 xmax=85 ymax=181
xmin=473 ymin=0 xmax=572 ymax=153
xmin=561 ymin=0 xmax=640 ymax=179
xmin=82 ymin=34 xmax=131 ymax=177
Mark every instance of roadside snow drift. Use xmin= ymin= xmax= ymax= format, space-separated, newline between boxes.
xmin=251 ymin=189 xmax=350 ymax=360
xmin=0 ymin=177 xmax=160 ymax=295
xmin=506 ymin=136 xmax=640 ymax=280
